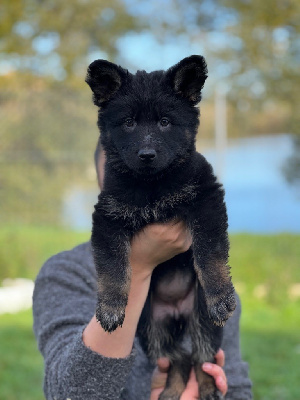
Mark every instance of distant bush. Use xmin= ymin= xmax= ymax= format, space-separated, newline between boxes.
xmin=0 ymin=226 xmax=89 ymax=282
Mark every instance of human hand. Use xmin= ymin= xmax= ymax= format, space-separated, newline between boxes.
xmin=202 ymin=349 xmax=227 ymax=396
xmin=150 ymin=349 xmax=227 ymax=400
xmin=84 ymin=223 xmax=191 ymax=357
xmin=130 ymin=220 xmax=192 ymax=280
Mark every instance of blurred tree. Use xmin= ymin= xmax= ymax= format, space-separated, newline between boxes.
xmin=155 ymin=0 xmax=300 ymax=180
xmin=221 ymin=0 xmax=300 ymax=183
xmin=221 ymin=0 xmax=299 ymax=125
xmin=0 ymin=74 xmax=99 ymax=224
xmin=0 ymin=0 xmax=139 ymax=79
xmin=0 ymin=0 xmax=142 ymax=225
xmin=156 ymin=0 xmax=299 ymax=123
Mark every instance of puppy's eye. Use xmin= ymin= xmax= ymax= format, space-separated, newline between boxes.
xmin=124 ymin=118 xmax=135 ymax=127
xmin=160 ymin=118 xmax=170 ymax=127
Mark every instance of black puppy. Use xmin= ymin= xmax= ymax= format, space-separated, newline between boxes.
xmin=86 ymin=55 xmax=236 ymax=400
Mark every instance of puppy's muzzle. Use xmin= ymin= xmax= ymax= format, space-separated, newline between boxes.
xmin=138 ymin=149 xmax=157 ymax=163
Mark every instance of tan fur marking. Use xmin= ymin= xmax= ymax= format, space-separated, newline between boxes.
xmin=195 ymin=363 xmax=218 ymax=398
xmin=159 ymin=366 xmax=187 ymax=400
xmin=193 ymin=259 xmax=231 ymax=293
xmin=193 ymin=258 xmax=235 ymax=326
xmin=101 ymin=183 xmax=197 ymax=224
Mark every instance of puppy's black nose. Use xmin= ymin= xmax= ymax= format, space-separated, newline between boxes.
xmin=138 ymin=149 xmax=157 ymax=163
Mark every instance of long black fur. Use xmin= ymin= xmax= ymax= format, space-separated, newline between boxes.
xmin=86 ymin=55 xmax=236 ymax=400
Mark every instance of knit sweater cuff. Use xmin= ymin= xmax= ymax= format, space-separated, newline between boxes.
xmin=58 ymin=330 xmax=136 ymax=400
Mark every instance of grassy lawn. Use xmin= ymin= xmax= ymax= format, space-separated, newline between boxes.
xmin=230 ymin=234 xmax=300 ymax=400
xmin=0 ymin=228 xmax=299 ymax=399
xmin=0 ymin=310 xmax=43 ymax=400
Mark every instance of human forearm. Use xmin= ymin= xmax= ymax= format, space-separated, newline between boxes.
xmin=83 ymin=266 xmax=151 ymax=358
xmin=33 ymin=243 xmax=136 ymax=400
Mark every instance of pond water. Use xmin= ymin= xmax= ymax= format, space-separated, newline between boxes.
xmin=203 ymin=134 xmax=300 ymax=233
xmin=63 ymin=134 xmax=300 ymax=233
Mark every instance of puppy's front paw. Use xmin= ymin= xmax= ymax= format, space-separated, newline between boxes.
xmin=207 ymin=287 xmax=236 ymax=326
xmin=96 ymin=299 xmax=126 ymax=332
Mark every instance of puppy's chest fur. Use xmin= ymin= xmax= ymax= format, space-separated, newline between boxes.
xmin=99 ymin=182 xmax=198 ymax=228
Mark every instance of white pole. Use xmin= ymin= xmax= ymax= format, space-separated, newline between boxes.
xmin=215 ymin=84 xmax=227 ymax=181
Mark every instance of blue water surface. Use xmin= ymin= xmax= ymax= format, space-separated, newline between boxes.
xmin=203 ymin=135 xmax=300 ymax=233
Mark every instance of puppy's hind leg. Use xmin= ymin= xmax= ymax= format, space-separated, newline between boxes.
xmin=159 ymin=358 xmax=191 ymax=400
xmin=194 ymin=364 xmax=223 ymax=400
xmin=190 ymin=282 xmax=224 ymax=400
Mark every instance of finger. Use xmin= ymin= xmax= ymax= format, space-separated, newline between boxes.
xmin=151 ymin=358 xmax=170 ymax=390
xmin=168 ymin=220 xmax=189 ymax=245
xmin=215 ymin=348 xmax=225 ymax=367
xmin=184 ymin=229 xmax=193 ymax=247
xmin=180 ymin=368 xmax=199 ymax=400
xmin=151 ymin=368 xmax=168 ymax=391
xmin=215 ymin=374 xmax=228 ymax=396
xmin=202 ymin=363 xmax=227 ymax=396
xmin=171 ymin=220 xmax=189 ymax=237
xmin=173 ymin=220 xmax=191 ymax=242
xmin=157 ymin=357 xmax=170 ymax=373
xmin=150 ymin=387 xmax=164 ymax=400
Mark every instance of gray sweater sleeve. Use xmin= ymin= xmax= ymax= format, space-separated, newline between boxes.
xmin=33 ymin=242 xmax=135 ymax=400
xmin=223 ymin=294 xmax=253 ymax=399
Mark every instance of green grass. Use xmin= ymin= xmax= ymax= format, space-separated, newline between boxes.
xmin=0 ymin=226 xmax=90 ymax=399
xmin=0 ymin=310 xmax=43 ymax=400
xmin=241 ymin=329 xmax=300 ymax=400
xmin=230 ymin=234 xmax=300 ymax=306
xmin=0 ymin=228 xmax=299 ymax=399
xmin=229 ymin=234 xmax=300 ymax=400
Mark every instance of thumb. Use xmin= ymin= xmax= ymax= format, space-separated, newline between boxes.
xmin=180 ymin=368 xmax=199 ymax=400
xmin=150 ymin=358 xmax=170 ymax=400
xmin=151 ymin=358 xmax=170 ymax=390
xmin=157 ymin=358 xmax=170 ymax=373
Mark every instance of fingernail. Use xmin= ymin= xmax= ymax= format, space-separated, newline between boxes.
xmin=202 ymin=363 xmax=212 ymax=371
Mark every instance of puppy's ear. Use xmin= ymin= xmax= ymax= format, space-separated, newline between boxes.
xmin=166 ymin=55 xmax=208 ymax=104
xmin=86 ymin=60 xmax=128 ymax=106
